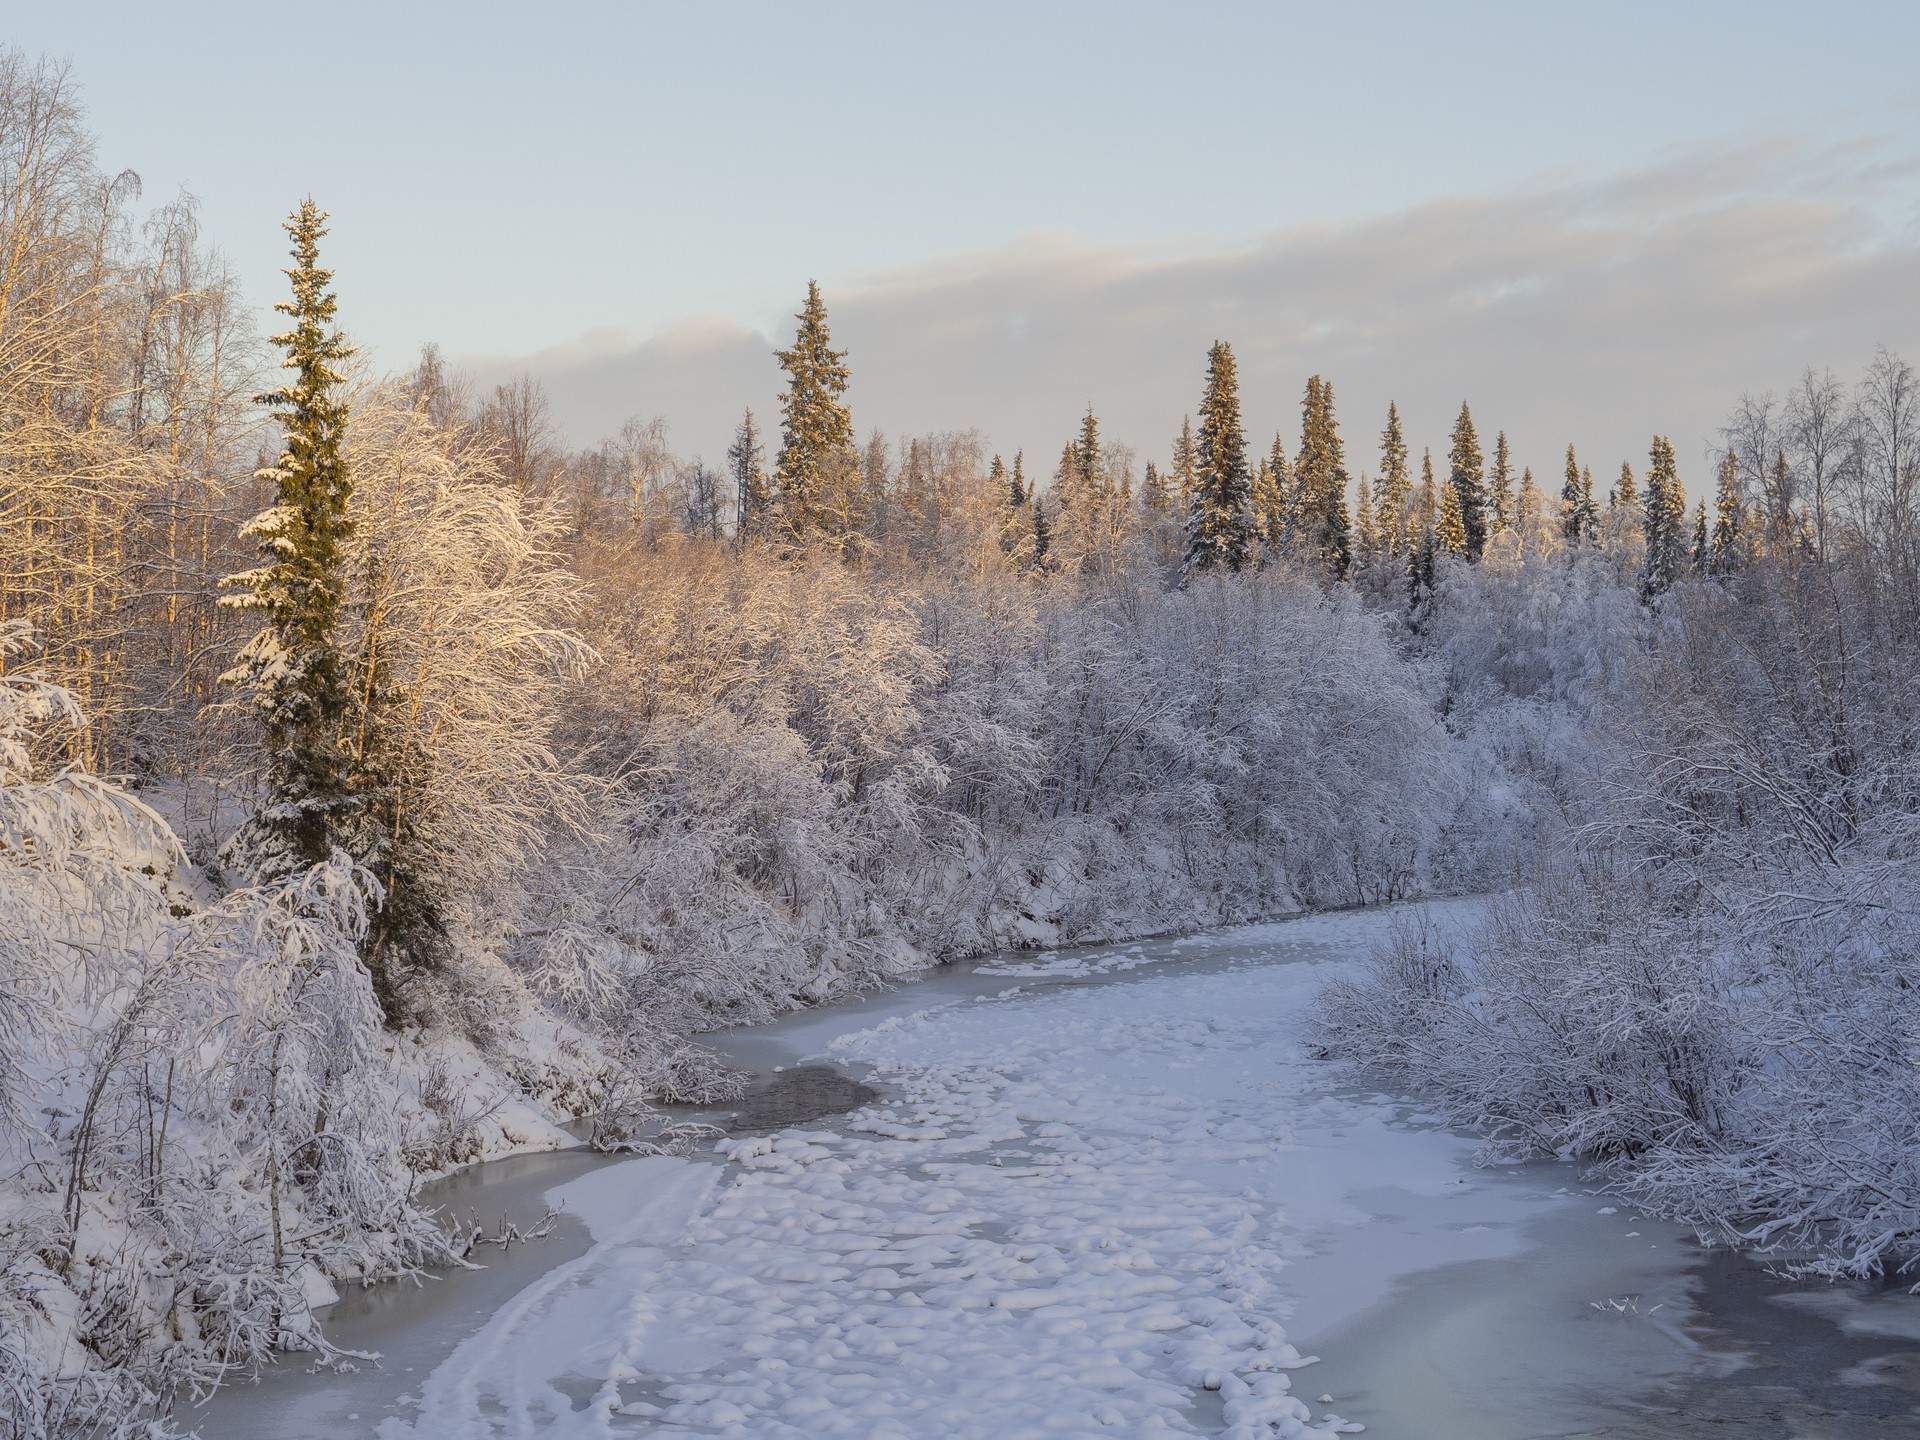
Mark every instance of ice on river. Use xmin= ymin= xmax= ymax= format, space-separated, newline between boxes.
xmin=386 ymin=906 xmax=1512 ymax=1439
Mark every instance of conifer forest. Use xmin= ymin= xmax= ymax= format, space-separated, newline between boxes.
xmin=6 ymin=22 xmax=1920 ymax=1440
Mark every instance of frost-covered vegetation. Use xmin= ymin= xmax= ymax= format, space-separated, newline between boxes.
xmin=1316 ymin=360 xmax=1920 ymax=1285
xmin=4 ymin=40 xmax=1917 ymax=1436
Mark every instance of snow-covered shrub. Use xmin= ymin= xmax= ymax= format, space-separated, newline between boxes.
xmin=529 ymin=543 xmax=1463 ymax=1036
xmin=0 ymin=628 xmax=457 ymax=1434
xmin=1316 ymin=554 xmax=1920 ymax=1277
xmin=1316 ymin=863 xmax=1740 ymax=1160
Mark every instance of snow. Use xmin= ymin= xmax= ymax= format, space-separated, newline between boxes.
xmin=379 ymin=904 xmax=1527 ymax=1439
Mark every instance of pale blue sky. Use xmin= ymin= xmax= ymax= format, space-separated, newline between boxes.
xmin=17 ymin=2 xmax=1920 ymax=477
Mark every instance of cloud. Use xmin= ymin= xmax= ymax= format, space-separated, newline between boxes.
xmin=463 ymin=140 xmax=1920 ymax=499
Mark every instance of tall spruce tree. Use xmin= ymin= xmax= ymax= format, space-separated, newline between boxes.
xmin=1711 ymin=450 xmax=1744 ymax=573
xmin=1294 ymin=376 xmax=1352 ymax=576
xmin=1640 ymin=435 xmax=1687 ymax=597
xmin=1374 ymin=402 xmax=1412 ymax=553
xmin=223 ymin=199 xmax=359 ymax=880
xmin=1489 ymin=430 xmax=1513 ymax=533
xmin=1447 ymin=403 xmax=1487 ymax=558
xmin=1691 ymin=500 xmax=1710 ymax=573
xmin=1184 ymin=341 xmax=1255 ymax=574
xmin=1354 ymin=474 xmax=1376 ymax=554
xmin=728 ymin=408 xmax=769 ymax=542
xmin=773 ymin=280 xmax=853 ymax=538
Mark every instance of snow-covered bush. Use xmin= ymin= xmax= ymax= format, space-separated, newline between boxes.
xmin=526 ymin=544 xmax=1462 ymax=1036
xmin=0 ymin=626 xmax=458 ymax=1435
xmin=1315 ymin=551 xmax=1920 ymax=1278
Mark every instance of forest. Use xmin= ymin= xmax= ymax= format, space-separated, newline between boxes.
xmin=4 ymin=45 xmax=1920 ymax=1437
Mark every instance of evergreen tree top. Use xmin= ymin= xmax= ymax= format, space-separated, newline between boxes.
xmin=260 ymin=198 xmax=355 ymax=415
xmin=1196 ymin=343 xmax=1250 ymax=491
xmin=1076 ymin=407 xmax=1103 ymax=491
xmin=1379 ymin=402 xmax=1409 ymax=484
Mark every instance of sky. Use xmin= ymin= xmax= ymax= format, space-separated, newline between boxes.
xmin=17 ymin=1 xmax=1920 ymax=490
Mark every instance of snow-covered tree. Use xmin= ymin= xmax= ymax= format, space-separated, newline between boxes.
xmin=773 ymin=280 xmax=853 ymax=540
xmin=1374 ymin=403 xmax=1413 ymax=554
xmin=1447 ymin=403 xmax=1487 ymax=558
xmin=1640 ymin=435 xmax=1687 ymax=598
xmin=1184 ymin=342 xmax=1255 ymax=575
xmin=1294 ymin=376 xmax=1351 ymax=576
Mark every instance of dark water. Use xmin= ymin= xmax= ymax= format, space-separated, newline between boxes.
xmin=1617 ymin=1252 xmax=1920 ymax=1438
xmin=670 ymin=1062 xmax=879 ymax=1133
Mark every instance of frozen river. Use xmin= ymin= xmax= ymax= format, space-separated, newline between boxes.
xmin=192 ymin=902 xmax=1920 ymax=1438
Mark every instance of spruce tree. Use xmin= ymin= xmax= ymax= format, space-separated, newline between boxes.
xmin=1437 ymin=472 xmax=1468 ymax=555
xmin=728 ymin=407 xmax=769 ymax=542
xmin=1691 ymin=500 xmax=1710 ymax=573
xmin=1640 ymin=435 xmax=1687 ymax=597
xmin=1416 ymin=447 xmax=1438 ymax=537
xmin=1051 ymin=440 xmax=1084 ymax=549
xmin=1516 ymin=466 xmax=1541 ymax=537
xmin=1267 ymin=434 xmax=1295 ymax=547
xmin=1711 ymin=450 xmax=1744 ymax=572
xmin=1768 ymin=451 xmax=1795 ymax=551
xmin=1250 ymin=457 xmax=1277 ymax=547
xmin=1581 ymin=465 xmax=1596 ymax=530
xmin=1142 ymin=460 xmax=1171 ymax=513
xmin=1012 ymin=450 xmax=1028 ymax=506
xmin=1374 ymin=402 xmax=1411 ymax=553
xmin=1250 ymin=436 xmax=1290 ymax=551
xmin=1294 ymin=375 xmax=1352 ymax=576
xmin=1355 ymin=474 xmax=1376 ymax=554
xmin=1613 ymin=461 xmax=1637 ymax=513
xmin=1171 ymin=415 xmax=1198 ymax=504
xmin=1447 ymin=403 xmax=1487 ymax=558
xmin=1184 ymin=341 xmax=1255 ymax=575
xmin=1407 ymin=530 xmax=1438 ymax=633
xmin=1073 ymin=406 xmax=1107 ymax=536
xmin=1561 ymin=444 xmax=1583 ymax=542
xmin=1489 ymin=430 xmax=1513 ymax=534
xmin=223 ymin=199 xmax=358 ymax=879
xmin=773 ymin=279 xmax=853 ymax=538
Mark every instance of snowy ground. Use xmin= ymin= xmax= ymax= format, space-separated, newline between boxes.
xmin=357 ymin=904 xmax=1520 ymax=1439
